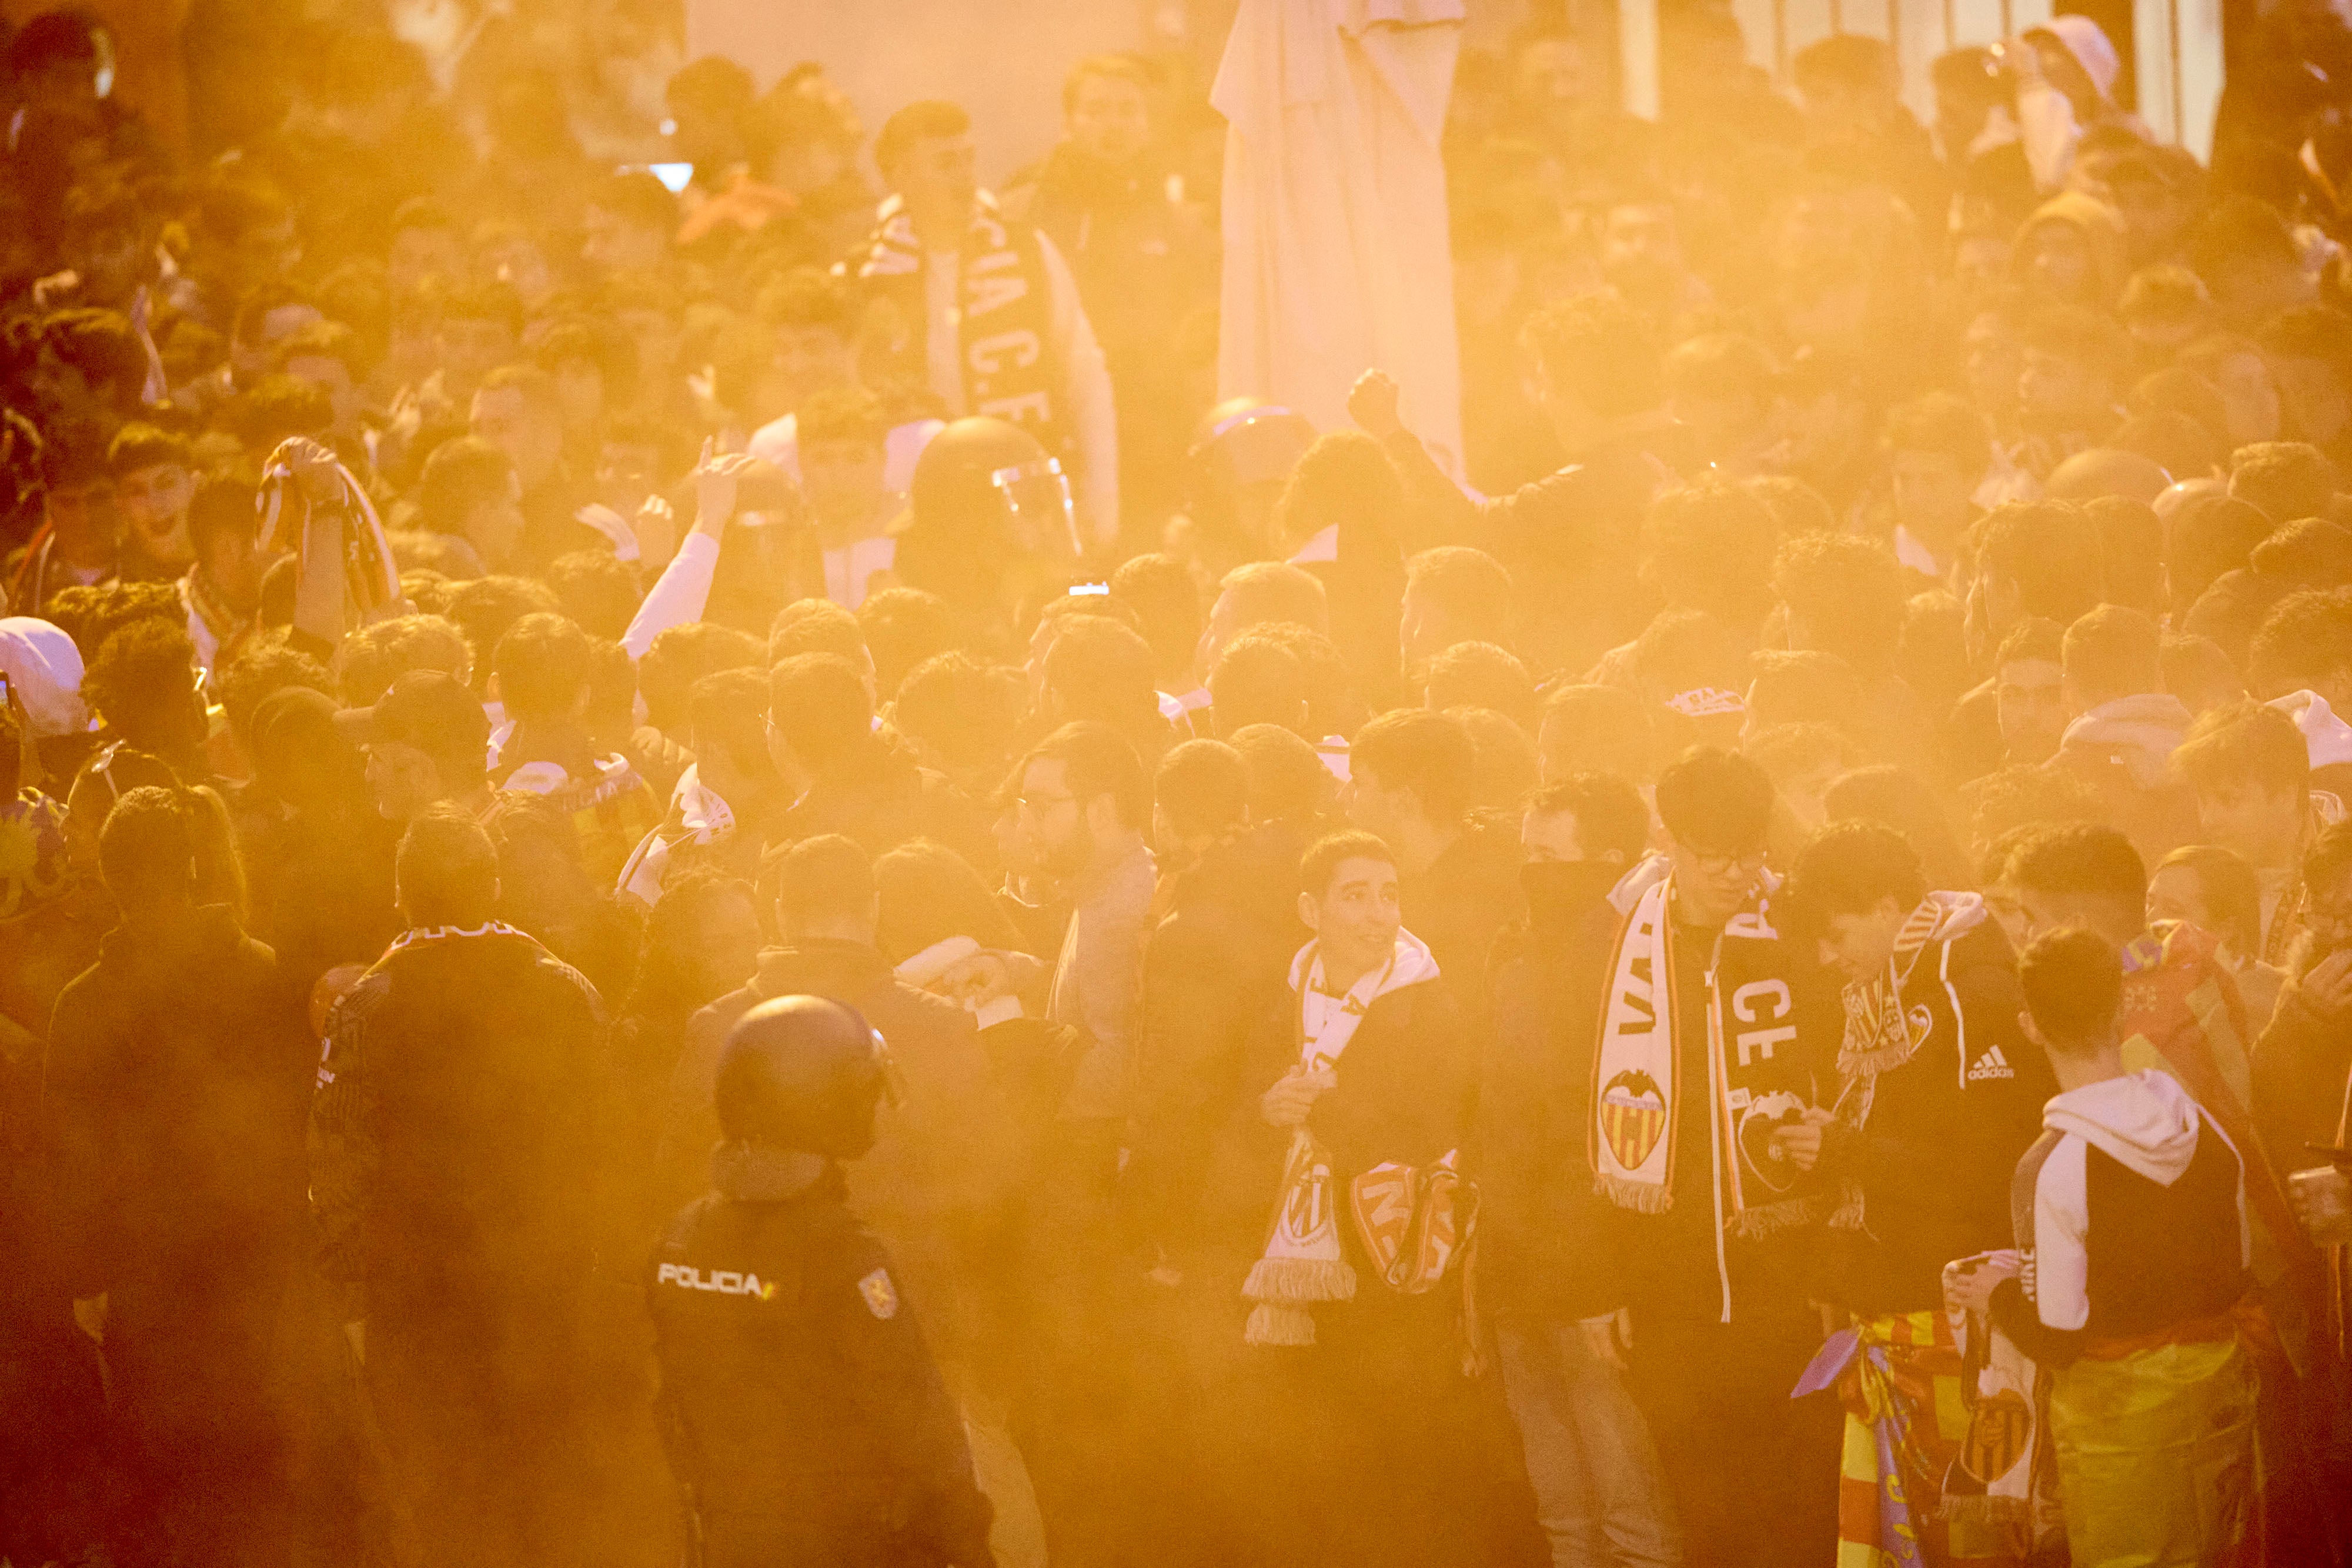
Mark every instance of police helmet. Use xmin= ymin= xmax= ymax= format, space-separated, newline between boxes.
xmin=1183 ymin=398 xmax=1315 ymax=560
xmin=714 ymin=995 xmax=888 ymax=1159
xmin=908 ymin=416 xmax=1077 ymax=557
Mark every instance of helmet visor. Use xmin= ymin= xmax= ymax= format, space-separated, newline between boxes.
xmin=991 ymin=457 xmax=1079 ymax=558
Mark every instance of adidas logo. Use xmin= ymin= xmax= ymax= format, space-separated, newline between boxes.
xmin=1967 ymin=1045 xmax=2015 ymax=1082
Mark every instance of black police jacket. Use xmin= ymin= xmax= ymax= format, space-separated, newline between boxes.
xmin=647 ymin=1158 xmax=993 ymax=1565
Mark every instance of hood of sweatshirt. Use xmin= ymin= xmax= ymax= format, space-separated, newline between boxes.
xmin=2061 ymin=691 xmax=2193 ymax=787
xmin=2043 ymin=1068 xmax=2202 ymax=1185
xmin=2015 ymin=189 xmax=2129 ymax=303
xmin=2266 ymin=688 xmax=2352 ymax=770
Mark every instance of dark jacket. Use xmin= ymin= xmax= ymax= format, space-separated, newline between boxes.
xmin=1305 ymin=975 xmax=1476 ymax=1246
xmin=1404 ymin=814 xmax=1525 ymax=1001
xmin=2251 ymin=977 xmax=2352 ymax=1180
xmin=1288 ymin=973 xmax=1477 ymax=1377
xmin=42 ymin=907 xmax=309 ymax=1372
xmin=1128 ymin=824 xmax=1308 ymax=1264
xmin=1478 ymin=862 xmax=1636 ymax=1322
xmin=1811 ymin=918 xmax=2056 ymax=1313
xmin=665 ymin=941 xmax=1014 ymax=1358
xmin=308 ymin=922 xmax=610 ymax=1359
xmin=648 ymin=1160 xmax=992 ymax=1566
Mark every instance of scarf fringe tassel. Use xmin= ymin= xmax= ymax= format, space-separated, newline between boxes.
xmin=1595 ymin=1174 xmax=1673 ymax=1213
xmin=1725 ymin=1193 xmax=1828 ymax=1239
xmin=1242 ymin=1255 xmax=1356 ymax=1306
xmin=1938 ymin=1493 xmax=2029 ymax=1527
xmin=1244 ymin=1304 xmax=1317 ymax=1346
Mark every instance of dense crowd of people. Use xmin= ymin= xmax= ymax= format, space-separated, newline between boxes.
xmin=4 ymin=0 xmax=2352 ymax=1565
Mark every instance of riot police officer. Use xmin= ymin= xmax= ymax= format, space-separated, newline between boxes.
xmin=648 ymin=995 xmax=995 ymax=1567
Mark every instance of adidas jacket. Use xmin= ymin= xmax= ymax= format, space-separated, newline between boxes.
xmin=1814 ymin=920 xmax=2058 ymax=1313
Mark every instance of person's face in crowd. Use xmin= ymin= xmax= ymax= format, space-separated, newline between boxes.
xmin=483 ymin=235 xmax=553 ymax=309
xmin=803 ymin=432 xmax=888 ymax=536
xmin=390 ymin=0 xmax=472 ymax=65
xmin=2123 ymin=304 xmax=2203 ymax=357
xmin=22 ymin=52 xmax=99 ymax=117
xmin=2020 ymin=221 xmax=2097 ymax=305
xmin=690 ymin=888 xmax=763 ymax=999
xmin=389 ymin=223 xmax=463 ymax=293
xmin=1891 ymin=448 xmax=1976 ymax=540
xmin=45 ymin=473 xmax=119 ymax=567
xmin=617 ymin=306 xmax=681 ymax=387
xmin=1665 ymin=825 xmax=1766 ymax=929
xmin=2110 ymin=176 xmax=2188 ymax=263
xmin=2145 ymin=862 xmax=2217 ymax=941
xmin=363 ymin=740 xmax=446 ymax=821
xmin=596 ymin=437 xmax=663 ymax=514
xmin=1298 ymin=855 xmax=1402 ymax=978
xmin=1803 ymin=76 xmax=1891 ymax=143
xmin=582 ymin=205 xmax=669 ymax=275
xmin=199 ymin=518 xmax=270 ymax=613
xmin=463 ymin=471 xmax=528 ymax=570
xmin=1777 ymin=385 xmax=1866 ymax=481
xmin=1817 ymin=894 xmax=1910 ymax=982
xmin=1948 ymin=234 xmax=2012 ymax=310
xmin=228 ymin=210 xmax=303 ymax=286
xmin=1018 ymin=755 xmax=1102 ymax=879
xmin=2300 ymin=867 xmax=2352 ymax=975
xmin=2017 ymin=347 xmax=2105 ymax=428
xmin=1776 ymin=754 xmax=1845 ymax=833
xmin=1521 ymin=807 xmax=1589 ymax=863
xmin=1068 ymin=71 xmax=1150 ymax=168
xmin=1194 ymin=587 xmax=1251 ymax=684
xmin=232 ymin=303 xmax=323 ymax=382
xmin=1398 ymin=582 xmax=1461 ymax=679
xmin=1995 ymin=655 xmax=2067 ymax=763
xmin=1601 ymin=203 xmax=1683 ymax=292
xmin=887 ymin=131 xmax=979 ymax=223
xmin=497 ymin=831 xmax=586 ymax=935
xmin=284 ymin=352 xmax=363 ymax=439
xmin=2272 ymin=354 xmax=2352 ymax=448
xmin=116 ymin=462 xmax=196 ymax=573
xmin=774 ymin=322 xmax=856 ymax=407
xmin=2210 ymin=350 xmax=2283 ymax=446
xmin=551 ymin=357 xmax=606 ymax=440
xmin=2193 ymin=777 xmax=2306 ymax=870
xmin=1674 ymin=390 xmax=1772 ymax=477
xmin=1514 ymin=36 xmax=1600 ymax=133
xmin=440 ymin=313 xmax=517 ymax=401
xmin=471 ymin=387 xmax=564 ymax=492
xmin=67 ymin=216 xmax=146 ymax=306
xmin=994 ymin=794 xmax=1043 ymax=880
xmin=1965 ymin=311 xmax=2023 ymax=423
xmin=1341 ymin=763 xmax=1421 ymax=844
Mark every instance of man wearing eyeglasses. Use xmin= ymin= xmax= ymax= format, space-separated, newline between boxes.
xmin=1593 ymin=746 xmax=1843 ymax=1567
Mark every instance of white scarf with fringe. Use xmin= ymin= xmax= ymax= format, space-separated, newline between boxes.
xmin=1243 ymin=930 xmax=1439 ymax=1346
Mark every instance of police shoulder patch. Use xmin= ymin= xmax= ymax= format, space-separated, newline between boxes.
xmin=856 ymin=1266 xmax=898 ymax=1320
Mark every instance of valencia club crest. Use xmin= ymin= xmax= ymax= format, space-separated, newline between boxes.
xmin=1600 ymin=1068 xmax=1669 ymax=1173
